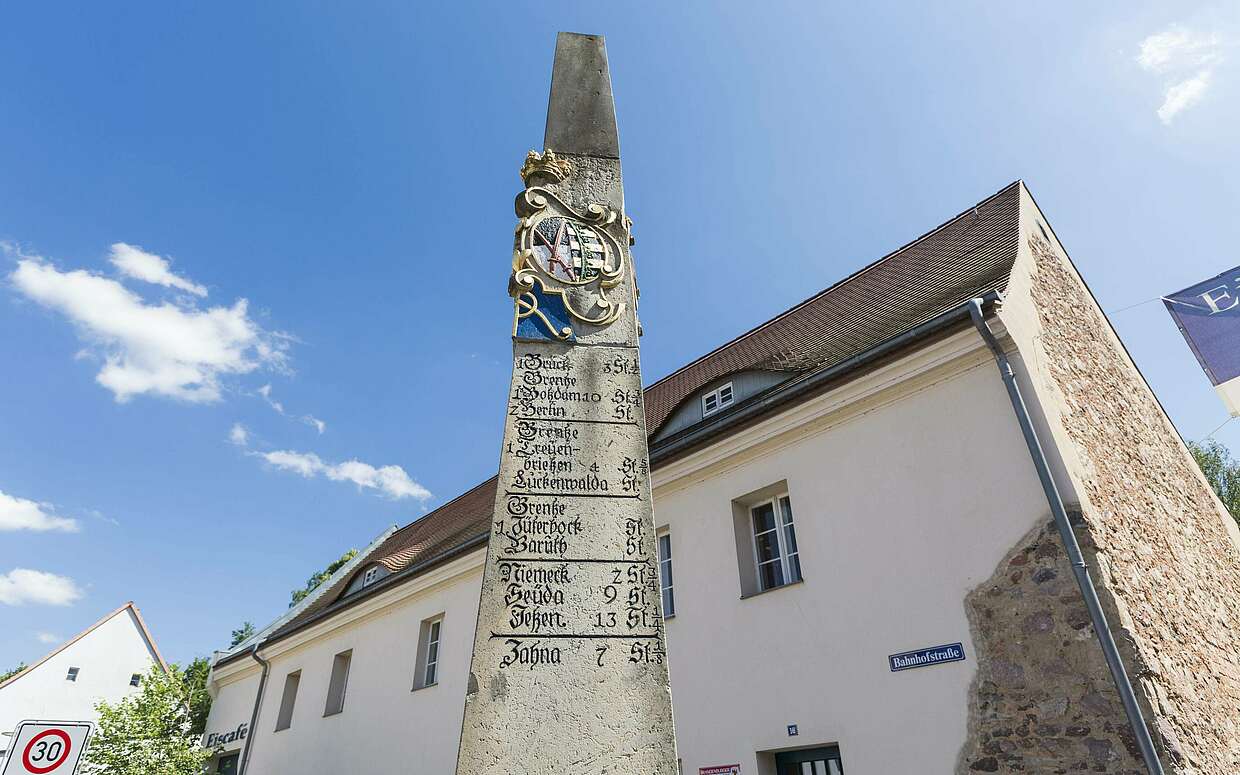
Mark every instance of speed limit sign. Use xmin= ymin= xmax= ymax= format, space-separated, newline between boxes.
xmin=1 ymin=721 xmax=92 ymax=775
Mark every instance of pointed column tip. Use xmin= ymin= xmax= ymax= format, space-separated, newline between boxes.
xmin=544 ymin=31 xmax=620 ymax=158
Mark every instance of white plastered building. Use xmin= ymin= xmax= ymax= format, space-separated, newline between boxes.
xmin=0 ymin=602 xmax=166 ymax=760
xmin=204 ymin=183 xmax=1240 ymax=774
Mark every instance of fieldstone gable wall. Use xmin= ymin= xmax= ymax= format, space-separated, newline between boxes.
xmin=1005 ymin=233 xmax=1240 ymax=772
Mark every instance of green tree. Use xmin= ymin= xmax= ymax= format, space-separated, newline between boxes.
xmin=229 ymin=621 xmax=256 ymax=647
xmin=0 ymin=663 xmax=25 ymax=683
xmin=183 ymin=656 xmax=213 ymax=736
xmin=84 ymin=663 xmax=211 ymax=775
xmin=289 ymin=548 xmax=358 ymax=607
xmin=1188 ymin=439 xmax=1240 ymax=525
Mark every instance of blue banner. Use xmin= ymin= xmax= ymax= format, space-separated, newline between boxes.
xmin=888 ymin=642 xmax=965 ymax=672
xmin=1165 ymin=267 xmax=1240 ymax=387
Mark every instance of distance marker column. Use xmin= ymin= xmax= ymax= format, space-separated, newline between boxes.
xmin=453 ymin=31 xmax=678 ymax=775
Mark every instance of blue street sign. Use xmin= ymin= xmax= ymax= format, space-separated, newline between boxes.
xmin=888 ymin=643 xmax=965 ymax=672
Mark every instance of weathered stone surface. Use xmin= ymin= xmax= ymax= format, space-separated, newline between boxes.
xmin=454 ymin=33 xmax=676 ymax=775
xmin=1017 ymin=234 xmax=1240 ymax=771
xmin=959 ymin=519 xmax=1145 ymax=774
xmin=963 ymin=222 xmax=1240 ymax=773
xmin=544 ymin=32 xmax=620 ymax=158
xmin=456 ymin=344 xmax=674 ymax=775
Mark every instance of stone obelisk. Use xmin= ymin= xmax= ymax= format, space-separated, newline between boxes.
xmin=454 ymin=32 xmax=678 ymax=775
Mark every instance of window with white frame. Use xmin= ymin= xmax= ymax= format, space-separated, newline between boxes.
xmin=423 ymin=619 xmax=441 ymax=686
xmin=129 ymin=673 xmax=142 ymax=687
xmin=701 ymin=382 xmax=734 ymax=417
xmin=413 ymin=615 xmax=444 ymax=690
xmin=750 ymin=494 xmax=802 ymax=591
xmin=343 ymin=563 xmax=388 ymax=596
xmin=657 ymin=532 xmax=675 ymax=618
xmin=66 ymin=667 xmax=80 ymax=682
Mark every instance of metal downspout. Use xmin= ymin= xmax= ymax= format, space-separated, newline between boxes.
xmin=967 ymin=298 xmax=1164 ymax=775
xmin=238 ymin=643 xmax=270 ymax=775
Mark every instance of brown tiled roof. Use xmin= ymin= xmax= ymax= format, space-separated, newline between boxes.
xmin=256 ymin=478 xmax=497 ymax=647
xmin=367 ymin=479 xmax=496 ymax=574
xmin=642 ymin=180 xmax=1022 ymax=433
xmin=230 ymin=181 xmax=1022 ymax=658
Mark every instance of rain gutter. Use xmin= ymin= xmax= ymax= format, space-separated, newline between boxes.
xmin=650 ymin=290 xmax=1003 ymax=465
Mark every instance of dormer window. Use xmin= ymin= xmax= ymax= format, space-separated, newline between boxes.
xmin=342 ymin=563 xmax=388 ymax=597
xmin=702 ymin=382 xmax=734 ymax=417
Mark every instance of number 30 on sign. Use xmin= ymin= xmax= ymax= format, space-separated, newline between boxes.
xmin=1 ymin=721 xmax=93 ymax=775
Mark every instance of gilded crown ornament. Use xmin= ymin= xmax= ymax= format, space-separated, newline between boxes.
xmin=519 ymin=149 xmax=572 ymax=186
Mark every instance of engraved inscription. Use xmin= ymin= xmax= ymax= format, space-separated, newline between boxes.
xmin=482 ymin=345 xmax=664 ymax=672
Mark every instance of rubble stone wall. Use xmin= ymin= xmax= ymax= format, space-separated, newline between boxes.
xmin=966 ymin=230 xmax=1240 ymax=773
xmin=958 ymin=518 xmax=1144 ymax=773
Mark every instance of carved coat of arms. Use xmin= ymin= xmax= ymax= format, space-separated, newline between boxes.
xmin=510 ymin=151 xmax=627 ymax=341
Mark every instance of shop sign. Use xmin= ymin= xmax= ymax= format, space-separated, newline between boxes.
xmin=700 ymin=766 xmax=740 ymax=775
xmin=205 ymin=723 xmax=248 ymax=749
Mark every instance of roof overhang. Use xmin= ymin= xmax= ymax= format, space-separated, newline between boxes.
xmin=649 ymin=290 xmax=1003 ymax=466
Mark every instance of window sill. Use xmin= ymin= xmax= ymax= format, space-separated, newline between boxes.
xmin=273 ymin=726 xmax=290 ymax=734
xmin=411 ymin=681 xmax=438 ymax=693
xmin=739 ymin=578 xmax=804 ymax=600
xmin=322 ymin=709 xmax=344 ymax=718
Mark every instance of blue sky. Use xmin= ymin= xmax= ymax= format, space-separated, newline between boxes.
xmin=2 ymin=1 xmax=1238 ymax=669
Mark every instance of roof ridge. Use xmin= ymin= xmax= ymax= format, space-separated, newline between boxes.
xmin=643 ymin=180 xmax=1022 ymax=393
xmin=213 ymin=525 xmax=398 ymax=662
xmin=128 ymin=602 xmax=168 ymax=672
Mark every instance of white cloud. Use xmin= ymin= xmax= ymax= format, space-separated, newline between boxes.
xmin=1137 ymin=26 xmax=1221 ymax=71
xmin=0 ymin=490 xmax=79 ymax=533
xmin=10 ymin=252 xmax=289 ymax=403
xmin=36 ymin=632 xmax=61 ymax=645
xmin=108 ymin=243 xmax=207 ymax=297
xmin=257 ymin=449 xmax=431 ymax=500
xmin=262 ymin=449 xmax=323 ymax=477
xmin=229 ymin=423 xmax=250 ymax=446
xmin=327 ymin=459 xmax=429 ymax=499
xmin=1159 ymin=70 xmax=1213 ymax=123
xmin=257 ymin=384 xmax=284 ymax=414
xmin=258 ymin=384 xmax=326 ymax=433
xmin=0 ymin=569 xmax=83 ymax=606
xmin=1136 ymin=24 xmax=1224 ymax=124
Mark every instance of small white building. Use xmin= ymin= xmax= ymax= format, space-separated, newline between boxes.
xmin=0 ymin=602 xmax=166 ymax=759
xmin=205 ymin=183 xmax=1240 ymax=774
